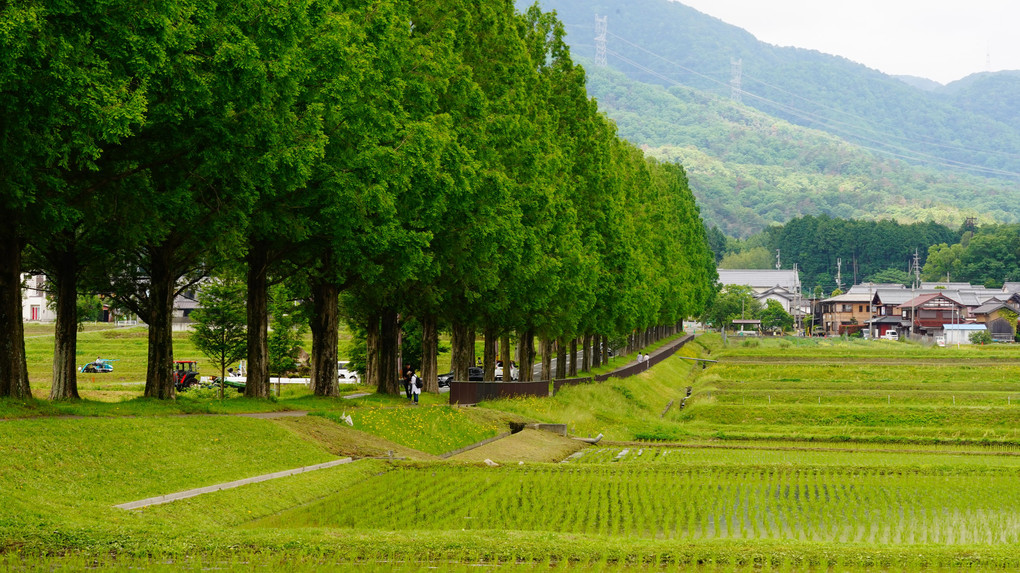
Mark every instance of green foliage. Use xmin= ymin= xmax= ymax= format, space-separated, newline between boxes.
xmin=718 ymin=246 xmax=773 ymax=269
xmin=532 ymin=0 xmax=1020 ymax=238
xmin=970 ymin=330 xmax=993 ymax=345
xmin=759 ymin=299 xmax=793 ymax=333
xmin=75 ymin=295 xmax=103 ymax=327
xmin=268 ymin=285 xmax=307 ymax=376
xmin=700 ymin=285 xmax=761 ymax=329
xmin=190 ymin=276 xmax=248 ymax=384
xmin=866 ymin=268 xmax=911 ymax=286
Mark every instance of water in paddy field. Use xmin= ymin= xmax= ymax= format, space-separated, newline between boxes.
xmin=256 ymin=454 xmax=1020 ymax=545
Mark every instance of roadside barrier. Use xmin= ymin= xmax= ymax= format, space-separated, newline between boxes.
xmin=450 ymin=334 xmax=694 ymax=405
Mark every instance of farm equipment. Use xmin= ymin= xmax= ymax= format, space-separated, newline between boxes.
xmin=80 ymin=358 xmax=116 ymax=374
xmin=172 ymin=360 xmax=201 ymax=391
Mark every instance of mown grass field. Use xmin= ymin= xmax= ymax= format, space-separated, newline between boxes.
xmin=7 ymin=332 xmax=1020 ymax=570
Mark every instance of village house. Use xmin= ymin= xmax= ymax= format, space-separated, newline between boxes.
xmin=716 ymin=269 xmax=807 ymax=315
xmin=898 ymin=292 xmax=969 ymax=337
xmin=819 ymin=292 xmax=874 ymax=336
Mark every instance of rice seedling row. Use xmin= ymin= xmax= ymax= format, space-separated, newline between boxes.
xmin=255 ymin=463 xmax=1020 ymax=545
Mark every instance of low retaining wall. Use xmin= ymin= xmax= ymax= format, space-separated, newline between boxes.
xmin=451 ymin=334 xmax=694 ymax=405
xmin=449 ymin=380 xmax=550 ymax=405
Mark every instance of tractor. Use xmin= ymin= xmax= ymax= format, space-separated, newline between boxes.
xmin=172 ymin=360 xmax=201 ymax=391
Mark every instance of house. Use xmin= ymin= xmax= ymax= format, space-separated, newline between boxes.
xmin=971 ymin=300 xmax=1018 ymax=341
xmin=21 ymin=274 xmax=56 ymax=322
xmin=819 ymin=292 xmax=874 ymax=336
xmin=716 ymin=269 xmax=805 ymax=314
xmin=898 ymin=292 xmax=968 ymax=336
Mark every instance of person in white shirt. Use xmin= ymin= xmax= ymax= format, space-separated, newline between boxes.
xmin=410 ymin=369 xmax=421 ymax=404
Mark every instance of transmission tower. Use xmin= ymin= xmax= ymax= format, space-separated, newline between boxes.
xmin=775 ymin=249 xmax=781 ymax=270
xmin=594 ymin=15 xmax=608 ymax=68
xmin=730 ymin=58 xmax=742 ymax=102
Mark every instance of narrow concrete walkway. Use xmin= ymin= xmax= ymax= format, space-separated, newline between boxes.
xmin=115 ymin=457 xmax=353 ymax=510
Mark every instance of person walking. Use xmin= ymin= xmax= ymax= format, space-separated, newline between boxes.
xmin=410 ymin=369 xmax=422 ymax=405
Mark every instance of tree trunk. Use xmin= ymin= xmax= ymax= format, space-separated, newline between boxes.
xmin=555 ymin=338 xmax=567 ymax=379
xmin=581 ymin=333 xmax=591 ymax=373
xmin=367 ymin=313 xmax=380 ymax=389
xmin=245 ymin=239 xmax=270 ymax=398
xmin=483 ymin=326 xmax=497 ymax=382
xmin=309 ymin=280 xmax=339 ymax=397
xmin=378 ymin=308 xmax=400 ymax=394
xmin=49 ymin=249 xmax=79 ymax=400
xmin=568 ymin=337 xmax=578 ymax=377
xmin=519 ymin=329 xmax=535 ymax=381
xmin=591 ymin=333 xmax=601 ymax=368
xmin=0 ymin=232 xmax=30 ymax=398
xmin=540 ymin=337 xmax=552 ymax=381
xmin=421 ymin=314 xmax=438 ymax=393
xmin=451 ymin=321 xmax=470 ymax=381
xmin=500 ymin=334 xmax=511 ymax=382
xmin=143 ymin=247 xmax=175 ymax=399
xmin=602 ymin=334 xmax=610 ymax=364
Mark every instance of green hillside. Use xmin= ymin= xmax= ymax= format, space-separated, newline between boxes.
xmin=584 ymin=65 xmax=1017 ymax=237
xmin=520 ymin=0 xmax=1020 ymax=237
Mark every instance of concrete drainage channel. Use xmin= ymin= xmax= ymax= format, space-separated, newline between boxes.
xmin=114 ymin=458 xmax=355 ymax=510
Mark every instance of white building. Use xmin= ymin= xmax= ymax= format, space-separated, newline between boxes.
xmin=22 ymin=274 xmax=56 ymax=322
xmin=716 ymin=269 xmax=804 ymax=314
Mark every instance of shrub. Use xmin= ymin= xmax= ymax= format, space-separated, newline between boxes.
xmin=970 ymin=330 xmax=992 ymax=345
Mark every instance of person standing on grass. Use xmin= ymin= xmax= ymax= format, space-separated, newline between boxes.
xmin=410 ymin=368 xmax=421 ymax=405
xmin=402 ymin=364 xmax=413 ymax=400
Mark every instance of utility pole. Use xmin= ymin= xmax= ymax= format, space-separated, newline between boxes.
xmin=775 ymin=249 xmax=781 ymax=270
xmin=835 ymin=259 xmax=843 ymax=293
xmin=730 ymin=57 xmax=742 ymax=102
xmin=594 ymin=15 xmax=608 ymax=68
xmin=911 ymin=249 xmax=922 ymax=289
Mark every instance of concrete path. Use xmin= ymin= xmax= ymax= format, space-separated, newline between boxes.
xmin=115 ymin=457 xmax=353 ymax=510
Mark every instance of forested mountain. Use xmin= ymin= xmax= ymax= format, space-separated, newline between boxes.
xmin=520 ymin=0 xmax=1020 ymax=237
xmin=585 ymin=65 xmax=1018 ymax=237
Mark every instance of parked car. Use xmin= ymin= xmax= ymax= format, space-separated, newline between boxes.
xmin=881 ymin=330 xmax=900 ymax=341
xmin=437 ymin=371 xmax=455 ymax=387
xmin=338 ymin=360 xmax=360 ymax=384
xmin=438 ymin=367 xmax=484 ymax=386
xmin=495 ymin=360 xmax=519 ymax=381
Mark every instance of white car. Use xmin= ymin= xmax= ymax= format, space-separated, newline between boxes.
xmin=338 ymin=360 xmax=360 ymax=384
xmin=494 ymin=360 xmax=519 ymax=381
xmin=881 ymin=331 xmax=899 ymax=341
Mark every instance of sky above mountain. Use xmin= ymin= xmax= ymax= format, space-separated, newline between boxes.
xmin=676 ymin=0 xmax=1020 ymax=84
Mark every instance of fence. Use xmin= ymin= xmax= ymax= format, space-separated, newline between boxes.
xmin=448 ymin=380 xmax=550 ymax=405
xmin=450 ymin=334 xmax=694 ymax=405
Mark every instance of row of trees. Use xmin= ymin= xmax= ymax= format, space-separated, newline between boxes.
xmin=712 ymin=215 xmax=959 ymax=293
xmin=0 ymin=0 xmax=716 ymax=401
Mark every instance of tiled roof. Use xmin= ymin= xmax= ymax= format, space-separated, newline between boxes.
xmin=717 ymin=269 xmax=800 ymax=290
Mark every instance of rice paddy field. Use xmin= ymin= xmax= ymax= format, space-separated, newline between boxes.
xmin=6 ymin=332 xmax=1020 ymax=570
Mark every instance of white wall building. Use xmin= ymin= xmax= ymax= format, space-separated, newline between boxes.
xmin=22 ymin=274 xmax=56 ymax=322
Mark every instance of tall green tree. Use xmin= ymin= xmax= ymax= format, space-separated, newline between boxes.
xmin=0 ymin=1 xmax=153 ymax=398
xmin=190 ymin=276 xmax=248 ymax=399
